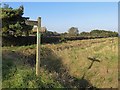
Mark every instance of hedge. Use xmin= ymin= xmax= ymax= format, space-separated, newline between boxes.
xmin=2 ymin=36 xmax=107 ymax=46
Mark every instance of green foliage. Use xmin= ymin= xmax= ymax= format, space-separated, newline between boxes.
xmin=59 ymin=35 xmax=67 ymax=43
xmin=80 ymin=32 xmax=90 ymax=37
xmin=41 ymin=31 xmax=54 ymax=37
xmin=2 ymin=68 xmax=60 ymax=88
xmin=2 ymin=59 xmax=16 ymax=81
xmin=1 ymin=4 xmax=32 ymax=36
xmin=2 ymin=60 xmax=62 ymax=88
xmin=79 ymin=30 xmax=118 ymax=37
xmin=90 ymin=30 xmax=118 ymax=37
xmin=68 ymin=27 xmax=79 ymax=36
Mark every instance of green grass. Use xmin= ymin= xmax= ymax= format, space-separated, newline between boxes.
xmin=2 ymin=37 xmax=118 ymax=88
xmin=2 ymin=60 xmax=62 ymax=88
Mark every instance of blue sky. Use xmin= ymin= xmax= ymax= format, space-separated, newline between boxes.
xmin=3 ymin=2 xmax=118 ymax=33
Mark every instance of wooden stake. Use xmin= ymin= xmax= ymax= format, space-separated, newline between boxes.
xmin=36 ymin=17 xmax=41 ymax=76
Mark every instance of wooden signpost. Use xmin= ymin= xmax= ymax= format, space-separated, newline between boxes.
xmin=25 ymin=17 xmax=42 ymax=76
xmin=36 ymin=17 xmax=41 ymax=76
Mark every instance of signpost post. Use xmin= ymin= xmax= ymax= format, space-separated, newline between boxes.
xmin=36 ymin=17 xmax=41 ymax=76
xmin=25 ymin=17 xmax=44 ymax=76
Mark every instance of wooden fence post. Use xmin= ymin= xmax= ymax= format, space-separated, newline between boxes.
xmin=36 ymin=17 xmax=41 ymax=76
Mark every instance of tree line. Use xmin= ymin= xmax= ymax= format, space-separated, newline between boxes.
xmin=41 ymin=27 xmax=118 ymax=38
xmin=1 ymin=4 xmax=118 ymax=38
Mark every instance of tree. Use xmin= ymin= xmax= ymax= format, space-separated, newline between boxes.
xmin=42 ymin=30 xmax=55 ymax=37
xmin=1 ymin=4 xmax=32 ymax=36
xmin=80 ymin=32 xmax=90 ymax=37
xmin=90 ymin=30 xmax=118 ymax=37
xmin=68 ymin=27 xmax=79 ymax=36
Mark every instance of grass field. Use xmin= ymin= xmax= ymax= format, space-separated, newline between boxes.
xmin=2 ymin=37 xmax=118 ymax=88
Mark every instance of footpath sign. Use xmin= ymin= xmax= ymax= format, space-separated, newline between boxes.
xmin=26 ymin=17 xmax=43 ymax=76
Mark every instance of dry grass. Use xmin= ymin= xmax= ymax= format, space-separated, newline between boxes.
xmin=43 ymin=37 xmax=118 ymax=88
xmin=2 ymin=37 xmax=118 ymax=88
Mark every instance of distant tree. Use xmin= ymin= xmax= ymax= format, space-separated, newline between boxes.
xmin=59 ymin=35 xmax=67 ymax=43
xmin=41 ymin=30 xmax=53 ymax=37
xmin=1 ymin=4 xmax=32 ymax=37
xmin=53 ymin=31 xmax=57 ymax=35
xmin=90 ymin=30 xmax=118 ymax=37
xmin=60 ymin=32 xmax=68 ymax=37
xmin=61 ymin=32 xmax=68 ymax=36
xmin=80 ymin=32 xmax=90 ymax=37
xmin=68 ymin=27 xmax=79 ymax=36
xmin=63 ymin=32 xmax=68 ymax=35
xmin=53 ymin=31 xmax=60 ymax=36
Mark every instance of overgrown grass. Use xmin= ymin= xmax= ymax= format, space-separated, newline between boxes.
xmin=2 ymin=37 xmax=118 ymax=88
xmin=2 ymin=59 xmax=62 ymax=88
